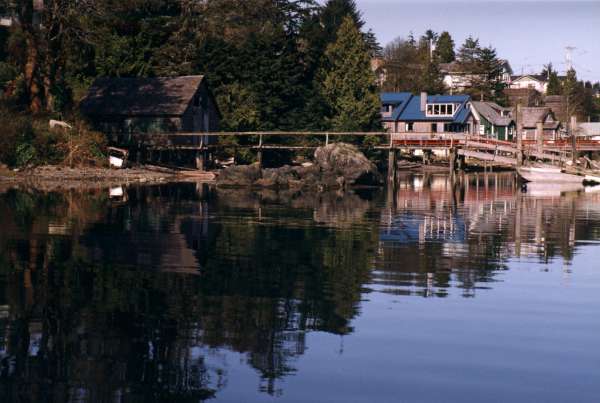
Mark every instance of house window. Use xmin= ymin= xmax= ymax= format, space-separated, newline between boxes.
xmin=426 ymin=103 xmax=456 ymax=117
xmin=193 ymin=94 xmax=202 ymax=108
xmin=479 ymin=125 xmax=485 ymax=135
xmin=381 ymin=104 xmax=393 ymax=114
xmin=406 ymin=122 xmax=414 ymax=132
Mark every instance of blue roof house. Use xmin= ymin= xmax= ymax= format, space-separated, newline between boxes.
xmin=381 ymin=92 xmax=475 ymax=136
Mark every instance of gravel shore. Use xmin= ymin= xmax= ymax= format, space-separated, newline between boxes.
xmin=0 ymin=165 xmax=182 ymax=191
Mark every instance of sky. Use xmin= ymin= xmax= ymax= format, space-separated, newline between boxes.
xmin=352 ymin=0 xmax=600 ymax=82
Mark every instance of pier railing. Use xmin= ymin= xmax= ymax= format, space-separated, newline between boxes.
xmin=128 ymin=131 xmax=600 ymax=168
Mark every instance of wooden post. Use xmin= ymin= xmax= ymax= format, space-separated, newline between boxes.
xmin=195 ymin=135 xmax=205 ymax=170
xmin=536 ymin=121 xmax=544 ymax=156
xmin=326 ymin=133 xmax=330 ymax=146
xmin=257 ymin=134 xmax=263 ymax=167
xmin=387 ymin=148 xmax=396 ymax=184
xmin=516 ymin=102 xmax=523 ymax=167
xmin=571 ymin=116 xmax=578 ymax=164
xmin=449 ymin=147 xmax=456 ymax=173
xmin=195 ymin=152 xmax=205 ymax=170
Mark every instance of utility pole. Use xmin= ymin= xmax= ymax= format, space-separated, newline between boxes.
xmin=565 ymin=46 xmax=576 ymax=71
xmin=571 ymin=115 xmax=578 ymax=164
xmin=429 ymin=38 xmax=434 ymax=61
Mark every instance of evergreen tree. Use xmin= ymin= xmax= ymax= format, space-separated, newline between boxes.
xmin=457 ymin=36 xmax=481 ymax=69
xmin=547 ymin=71 xmax=562 ymax=96
xmin=420 ymin=60 xmax=446 ymax=94
xmin=318 ymin=0 xmax=380 ymax=56
xmin=474 ymin=46 xmax=506 ymax=102
xmin=320 ymin=16 xmax=380 ymax=131
xmin=562 ymin=68 xmax=584 ymax=120
xmin=435 ymin=31 xmax=455 ymax=63
xmin=418 ymin=29 xmax=438 ymax=53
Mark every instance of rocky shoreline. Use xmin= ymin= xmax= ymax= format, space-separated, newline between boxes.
xmin=0 ymin=143 xmax=384 ymax=193
xmin=217 ymin=143 xmax=382 ymax=191
xmin=0 ymin=165 xmax=180 ymax=192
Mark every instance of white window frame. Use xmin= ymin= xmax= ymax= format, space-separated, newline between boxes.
xmin=425 ymin=103 xmax=457 ymax=117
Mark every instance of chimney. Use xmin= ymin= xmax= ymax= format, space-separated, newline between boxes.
xmin=420 ymin=92 xmax=427 ymax=112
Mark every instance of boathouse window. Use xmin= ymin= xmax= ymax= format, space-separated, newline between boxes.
xmin=381 ymin=104 xmax=393 ymax=114
xmin=406 ymin=122 xmax=414 ymax=132
xmin=426 ymin=103 xmax=456 ymax=117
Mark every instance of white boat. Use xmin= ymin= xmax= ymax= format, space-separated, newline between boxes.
xmin=517 ymin=166 xmax=583 ymax=184
xmin=584 ymin=174 xmax=600 ymax=184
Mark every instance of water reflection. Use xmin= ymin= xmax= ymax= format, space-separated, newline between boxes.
xmin=0 ymin=175 xmax=600 ymax=402
xmin=376 ymin=173 xmax=600 ymax=298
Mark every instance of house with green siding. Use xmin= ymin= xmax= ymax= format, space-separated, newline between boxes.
xmin=470 ymin=101 xmax=516 ymax=141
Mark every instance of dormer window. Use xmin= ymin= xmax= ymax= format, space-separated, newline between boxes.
xmin=381 ymin=104 xmax=393 ymax=114
xmin=426 ymin=103 xmax=457 ymax=117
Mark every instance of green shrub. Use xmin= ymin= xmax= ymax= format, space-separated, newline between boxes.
xmin=0 ymin=105 xmax=107 ymax=168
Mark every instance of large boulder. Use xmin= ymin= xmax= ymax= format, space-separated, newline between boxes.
xmin=314 ymin=143 xmax=381 ymax=186
xmin=216 ymin=163 xmax=262 ymax=187
xmin=216 ymin=143 xmax=381 ymax=190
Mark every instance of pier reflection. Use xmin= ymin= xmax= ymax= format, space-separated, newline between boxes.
xmin=376 ymin=172 xmax=600 ymax=298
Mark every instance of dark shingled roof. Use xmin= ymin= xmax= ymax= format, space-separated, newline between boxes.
xmin=471 ymin=101 xmax=513 ymax=126
xmin=519 ymin=107 xmax=560 ymax=129
xmin=80 ymin=75 xmax=205 ymax=117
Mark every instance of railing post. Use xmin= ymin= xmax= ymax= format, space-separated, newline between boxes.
xmin=326 ymin=133 xmax=330 ymax=146
xmin=257 ymin=134 xmax=263 ymax=167
xmin=536 ymin=121 xmax=544 ymax=157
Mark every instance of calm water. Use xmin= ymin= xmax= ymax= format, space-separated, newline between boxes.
xmin=1 ymin=173 xmax=600 ymax=402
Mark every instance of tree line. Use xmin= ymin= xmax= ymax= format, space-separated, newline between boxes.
xmin=0 ymin=0 xmax=381 ymax=132
xmin=0 ymin=0 xmax=598 ymax=168
xmin=380 ymin=29 xmax=600 ymax=119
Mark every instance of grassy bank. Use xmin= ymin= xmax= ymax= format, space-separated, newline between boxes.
xmin=0 ymin=104 xmax=107 ymax=170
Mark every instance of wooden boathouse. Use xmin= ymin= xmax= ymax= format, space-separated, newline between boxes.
xmin=80 ymin=75 xmax=220 ymax=169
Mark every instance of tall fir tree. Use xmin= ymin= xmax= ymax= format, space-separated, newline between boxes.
xmin=457 ymin=36 xmax=481 ymax=69
xmin=474 ymin=46 xmax=506 ymax=102
xmin=318 ymin=0 xmax=381 ymax=57
xmin=420 ymin=59 xmax=446 ymax=94
xmin=435 ymin=31 xmax=455 ymax=63
xmin=320 ymin=16 xmax=380 ymax=131
xmin=547 ymin=71 xmax=562 ymax=96
xmin=562 ymin=68 xmax=584 ymax=121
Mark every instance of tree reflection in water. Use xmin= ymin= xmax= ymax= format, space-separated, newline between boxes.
xmin=1 ymin=175 xmax=600 ymax=402
xmin=0 ymin=184 xmax=378 ymax=401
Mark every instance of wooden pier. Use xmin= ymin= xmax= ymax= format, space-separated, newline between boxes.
xmin=129 ymin=131 xmax=600 ymax=172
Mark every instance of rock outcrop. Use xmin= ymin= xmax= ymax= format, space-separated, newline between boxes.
xmin=216 ymin=143 xmax=381 ymax=191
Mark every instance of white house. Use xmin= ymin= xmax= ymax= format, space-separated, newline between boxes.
xmin=440 ymin=60 xmax=513 ymax=94
xmin=509 ymin=74 xmax=548 ymax=94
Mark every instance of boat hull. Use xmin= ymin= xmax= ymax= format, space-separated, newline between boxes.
xmin=517 ymin=167 xmax=583 ymax=184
